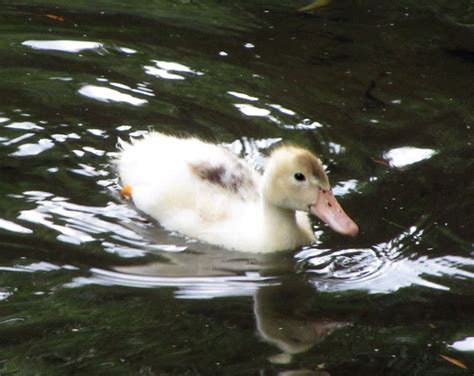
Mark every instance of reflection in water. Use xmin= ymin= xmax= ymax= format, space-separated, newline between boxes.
xmin=116 ymin=46 xmax=137 ymax=54
xmin=450 ymin=337 xmax=474 ymax=352
xmin=0 ymin=290 xmax=14 ymax=301
xmin=78 ymin=85 xmax=148 ymax=106
xmin=234 ymin=103 xmax=271 ymax=117
xmin=0 ymin=261 xmax=77 ymax=273
xmin=234 ymin=98 xmax=325 ymax=133
xmin=0 ymin=218 xmax=33 ymax=234
xmin=225 ymin=137 xmax=281 ymax=172
xmin=22 ymin=40 xmax=104 ymax=53
xmin=283 ymin=119 xmax=323 ymax=130
xmin=255 ymin=283 xmax=348 ymax=365
xmin=67 ymin=249 xmax=348 ymax=369
xmin=383 ymin=147 xmax=437 ymax=168
xmin=5 ymin=121 xmax=44 ymax=130
xmin=15 ymin=190 xmax=152 ymax=256
xmin=10 ymin=138 xmax=54 ymax=157
xmin=332 ymin=179 xmax=358 ymax=197
xmin=227 ymin=91 xmax=259 ymax=101
xmin=144 ymin=60 xmax=203 ymax=80
xmin=297 ymin=222 xmax=474 ymax=293
xmin=225 ymin=87 xmax=329 ymax=132
xmin=0 ymin=0 xmax=472 ymax=373
xmin=269 ymin=104 xmax=296 ymax=116
xmin=68 ymin=267 xmax=274 ymax=299
xmin=3 ymin=133 xmax=35 ymax=146
xmin=69 ymin=246 xmax=284 ymax=298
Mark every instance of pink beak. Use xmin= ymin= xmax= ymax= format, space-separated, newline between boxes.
xmin=310 ymin=189 xmax=359 ymax=237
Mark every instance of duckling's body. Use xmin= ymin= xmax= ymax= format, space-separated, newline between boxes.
xmin=116 ymin=133 xmax=357 ymax=253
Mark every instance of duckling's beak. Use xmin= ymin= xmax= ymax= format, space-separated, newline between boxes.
xmin=310 ymin=189 xmax=359 ymax=237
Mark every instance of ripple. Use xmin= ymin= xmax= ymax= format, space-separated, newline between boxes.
xmin=224 ymin=136 xmax=282 ymax=172
xmin=12 ymin=180 xmax=197 ymax=260
xmin=268 ymin=104 xmax=296 ymax=116
xmin=227 ymin=91 xmax=259 ymax=101
xmin=0 ymin=218 xmax=33 ymax=234
xmin=450 ymin=337 xmax=474 ymax=352
xmin=78 ymin=85 xmax=148 ymax=106
xmin=4 ymin=121 xmax=44 ymax=130
xmin=297 ymin=223 xmax=474 ymax=293
xmin=383 ymin=147 xmax=437 ymax=168
xmin=332 ymin=179 xmax=359 ymax=197
xmin=109 ymin=82 xmax=154 ymax=97
xmin=225 ymin=89 xmax=329 ymax=133
xmin=234 ymin=103 xmax=271 ymax=117
xmin=22 ymin=40 xmax=104 ymax=53
xmin=299 ymin=248 xmax=385 ymax=280
xmin=228 ymin=96 xmax=328 ymax=132
xmin=16 ymin=190 xmax=152 ymax=252
xmin=144 ymin=60 xmax=203 ymax=80
xmin=0 ymin=262 xmax=77 ymax=273
xmin=66 ymin=267 xmax=276 ymax=299
xmin=116 ymin=46 xmax=137 ymax=54
xmin=284 ymin=119 xmax=323 ymax=130
xmin=10 ymin=138 xmax=54 ymax=156
xmin=0 ymin=290 xmax=13 ymax=301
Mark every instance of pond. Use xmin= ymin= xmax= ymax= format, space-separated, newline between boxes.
xmin=0 ymin=0 xmax=473 ymax=374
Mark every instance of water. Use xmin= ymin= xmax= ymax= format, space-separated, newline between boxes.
xmin=1 ymin=0 xmax=473 ymax=374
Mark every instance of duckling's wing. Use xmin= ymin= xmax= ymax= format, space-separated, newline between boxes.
xmin=188 ymin=149 xmax=260 ymax=201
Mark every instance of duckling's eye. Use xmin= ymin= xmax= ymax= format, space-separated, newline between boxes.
xmin=293 ymin=172 xmax=306 ymax=182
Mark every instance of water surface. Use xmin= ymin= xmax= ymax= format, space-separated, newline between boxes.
xmin=0 ymin=0 xmax=473 ymax=374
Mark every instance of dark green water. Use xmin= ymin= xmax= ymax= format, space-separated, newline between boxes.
xmin=1 ymin=0 xmax=473 ymax=374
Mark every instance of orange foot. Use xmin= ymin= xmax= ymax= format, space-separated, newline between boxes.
xmin=121 ymin=184 xmax=132 ymax=200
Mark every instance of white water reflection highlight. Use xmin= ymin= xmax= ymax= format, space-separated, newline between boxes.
xmin=11 ymin=138 xmax=54 ymax=156
xmin=296 ymin=223 xmax=474 ymax=294
xmin=117 ymin=46 xmax=137 ymax=54
xmin=235 ymin=104 xmax=271 ymax=117
xmin=268 ymin=104 xmax=296 ymax=116
xmin=450 ymin=337 xmax=474 ymax=352
xmin=67 ymin=268 xmax=275 ymax=299
xmin=0 ymin=262 xmax=78 ymax=273
xmin=227 ymin=91 xmax=259 ymax=101
xmin=78 ymin=85 xmax=147 ymax=106
xmin=22 ymin=40 xmax=103 ymax=53
xmin=383 ymin=147 xmax=437 ymax=168
xmin=332 ymin=179 xmax=359 ymax=197
xmin=283 ymin=119 xmax=323 ymax=130
xmin=144 ymin=60 xmax=203 ymax=80
xmin=0 ymin=218 xmax=33 ymax=234
xmin=13 ymin=188 xmax=165 ymax=256
xmin=5 ymin=121 xmax=44 ymax=130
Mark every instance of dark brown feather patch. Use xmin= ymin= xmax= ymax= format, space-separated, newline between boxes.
xmin=189 ymin=160 xmax=258 ymax=199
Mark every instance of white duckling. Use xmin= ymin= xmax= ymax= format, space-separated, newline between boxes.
xmin=115 ymin=133 xmax=358 ymax=253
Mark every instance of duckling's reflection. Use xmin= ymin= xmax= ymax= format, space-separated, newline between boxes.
xmin=113 ymin=246 xmax=348 ymax=367
xmin=254 ymin=282 xmax=348 ymax=365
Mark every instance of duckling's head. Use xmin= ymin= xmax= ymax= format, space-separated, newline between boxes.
xmin=262 ymin=146 xmax=358 ymax=237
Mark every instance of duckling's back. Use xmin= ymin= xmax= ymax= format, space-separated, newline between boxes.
xmin=115 ymin=133 xmax=264 ymax=250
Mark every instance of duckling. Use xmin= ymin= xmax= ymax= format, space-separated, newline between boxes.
xmin=115 ymin=133 xmax=358 ymax=253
